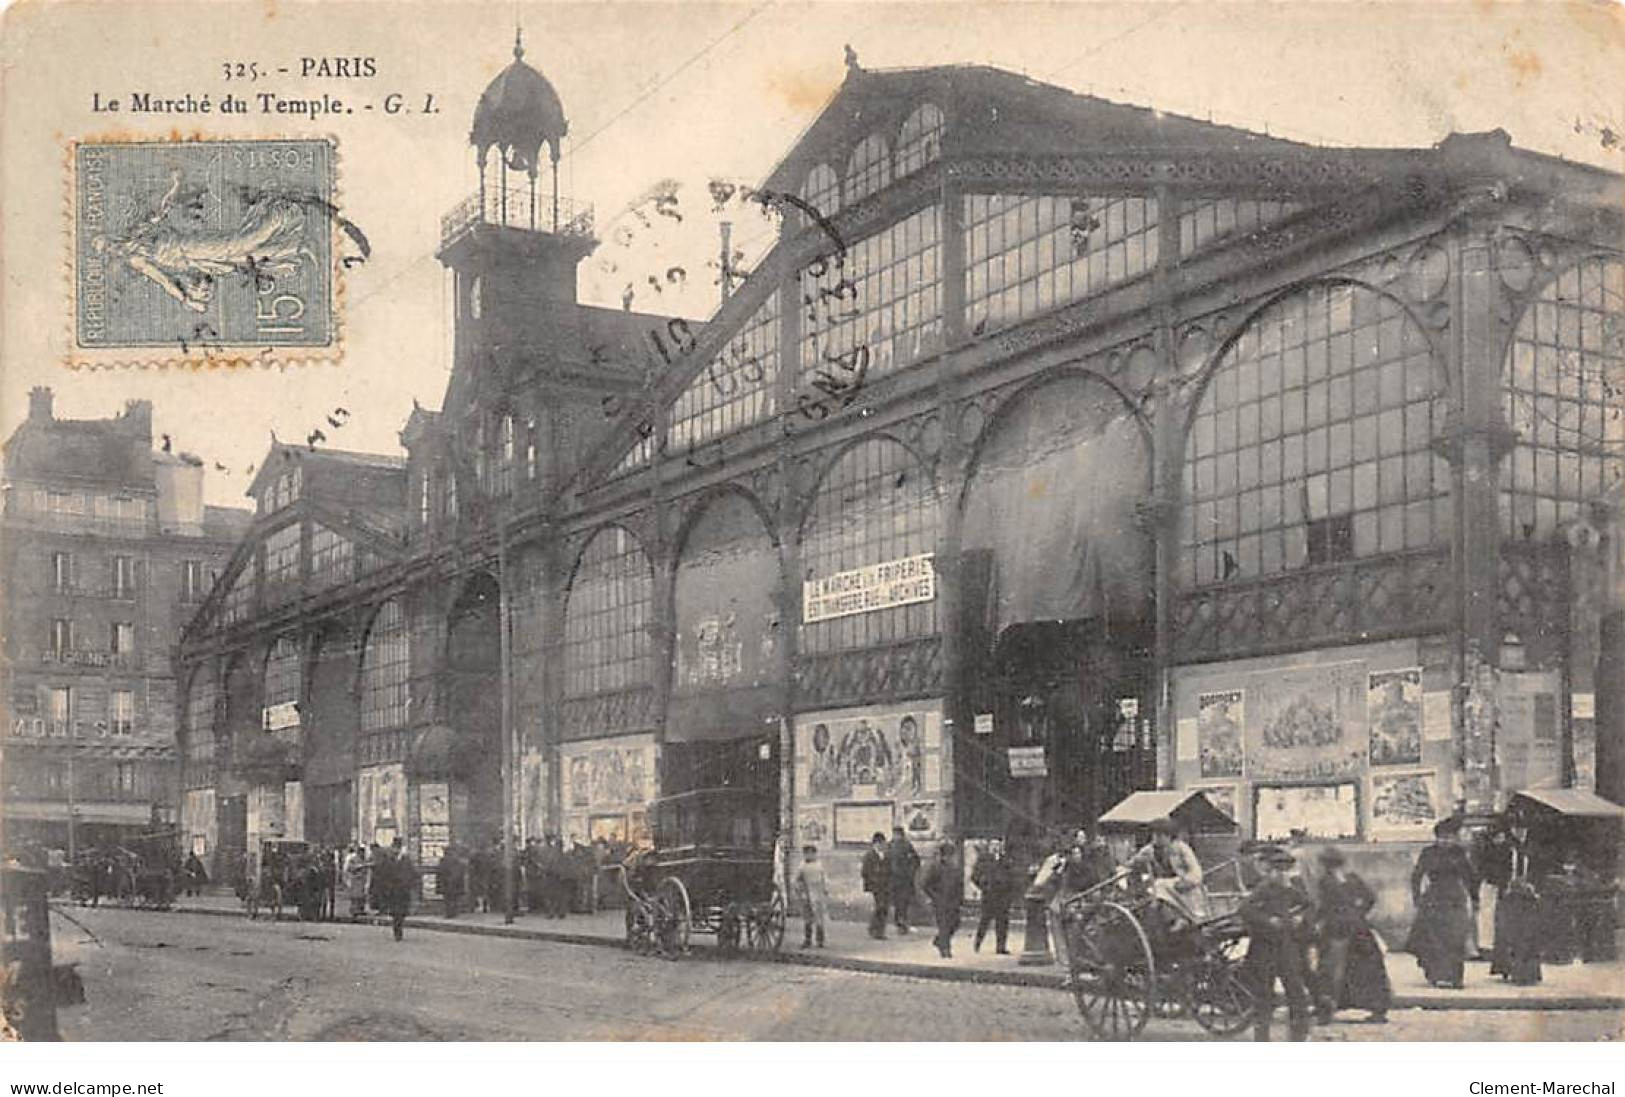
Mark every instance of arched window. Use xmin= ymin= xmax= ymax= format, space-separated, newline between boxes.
xmin=845 ymin=134 xmax=892 ymax=204
xmin=263 ymin=633 xmax=302 ymax=711
xmin=896 ymin=103 xmax=945 ymax=176
xmin=801 ymin=437 xmax=939 ymax=655
xmin=184 ymin=670 xmax=216 ymax=784
xmin=1502 ymin=257 xmax=1625 ymax=538
xmin=563 ymin=526 xmax=654 ymax=697
xmin=360 ymin=599 xmax=410 ymax=732
xmin=1182 ymin=282 xmax=1450 ymax=587
xmin=800 ymin=162 xmax=841 ymax=224
xmin=669 ymin=293 xmax=780 ymax=452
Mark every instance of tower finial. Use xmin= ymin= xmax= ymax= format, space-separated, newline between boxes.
xmin=514 ymin=24 xmax=524 ymax=60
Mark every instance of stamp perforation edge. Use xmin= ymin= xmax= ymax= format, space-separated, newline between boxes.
xmin=62 ymin=133 xmax=348 ymax=371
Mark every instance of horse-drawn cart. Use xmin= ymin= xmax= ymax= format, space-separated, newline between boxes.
xmin=619 ymin=788 xmax=787 ymax=959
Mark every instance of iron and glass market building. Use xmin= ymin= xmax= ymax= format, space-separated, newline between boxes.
xmin=176 ymin=43 xmax=1624 ymax=914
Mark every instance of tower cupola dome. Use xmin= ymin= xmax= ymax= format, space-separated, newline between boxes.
xmin=470 ymin=29 xmax=568 ymax=175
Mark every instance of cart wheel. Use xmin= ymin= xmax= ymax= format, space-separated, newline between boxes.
xmin=1188 ymin=950 xmax=1256 ymax=1037
xmin=754 ymin=887 xmax=786 ymax=953
xmin=1068 ymin=900 xmax=1157 ymax=1041
xmin=656 ymin=877 xmax=691 ymax=958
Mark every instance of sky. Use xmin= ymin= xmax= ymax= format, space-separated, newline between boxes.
xmin=1 ymin=0 xmax=1620 ymax=507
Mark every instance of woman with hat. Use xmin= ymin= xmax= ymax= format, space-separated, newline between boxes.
xmin=1313 ymin=846 xmax=1390 ymax=1023
xmin=1405 ymin=816 xmax=1477 ymax=989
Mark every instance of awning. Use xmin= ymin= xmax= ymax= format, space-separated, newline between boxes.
xmin=1507 ymin=789 xmax=1625 ymax=819
xmin=2 ymin=800 xmax=153 ymax=824
xmin=1097 ymin=790 xmax=1238 ymax=833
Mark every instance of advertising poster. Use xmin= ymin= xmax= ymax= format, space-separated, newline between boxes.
xmin=900 ymin=800 xmax=938 ymax=840
xmin=796 ymin=803 xmax=834 ymax=848
xmin=559 ymin=735 xmax=656 ymax=845
xmin=1196 ymin=690 xmax=1244 ymax=778
xmin=1368 ymin=667 xmax=1423 ymax=766
xmin=1248 ymin=663 xmax=1365 ymax=781
xmin=796 ymin=704 xmax=943 ymax=804
xmin=1370 ymin=770 xmax=1438 ymax=838
xmin=834 ymin=802 xmax=895 ymax=846
xmin=1253 ymin=782 xmax=1358 ymax=841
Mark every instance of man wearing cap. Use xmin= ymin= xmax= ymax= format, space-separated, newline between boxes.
xmin=1239 ymin=845 xmax=1315 ymax=1041
xmin=860 ymin=832 xmax=890 ymax=940
xmin=1313 ymin=846 xmax=1390 ymax=1024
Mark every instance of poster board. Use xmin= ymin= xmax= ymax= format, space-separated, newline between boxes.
xmin=1370 ymin=769 xmax=1439 ymax=839
xmin=833 ymin=801 xmax=894 ymax=846
xmin=1252 ymin=781 xmax=1359 ymax=841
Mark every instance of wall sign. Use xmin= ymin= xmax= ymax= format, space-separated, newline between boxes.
xmin=802 ymin=552 xmax=935 ymax=624
xmin=834 ymin=801 xmax=895 ymax=845
xmin=1007 ymin=745 xmax=1048 ymax=778
xmin=973 ymin=713 xmax=994 ymax=736
xmin=262 ymin=701 xmax=300 ymax=731
xmin=1253 ymin=781 xmax=1358 ymax=841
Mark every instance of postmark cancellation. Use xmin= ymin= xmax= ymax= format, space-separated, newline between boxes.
xmin=70 ymin=138 xmax=339 ymax=367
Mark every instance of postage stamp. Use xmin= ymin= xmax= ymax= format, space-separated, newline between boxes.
xmin=71 ymin=138 xmax=338 ymax=364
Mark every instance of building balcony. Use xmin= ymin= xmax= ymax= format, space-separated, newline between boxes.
xmin=440 ymin=184 xmax=594 ymax=251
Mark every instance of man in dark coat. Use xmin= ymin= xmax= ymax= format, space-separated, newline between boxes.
xmin=921 ymin=841 xmax=964 ymax=958
xmin=971 ymin=838 xmax=1019 ymax=954
xmin=1240 ymin=845 xmax=1314 ymax=1041
xmin=377 ymin=838 xmax=414 ymax=941
xmin=437 ymin=844 xmax=466 ymax=918
xmin=182 ymin=851 xmax=208 ymax=898
xmin=887 ymin=827 xmax=921 ymax=933
xmin=1313 ymin=846 xmax=1390 ymax=1024
xmin=860 ymin=832 xmax=890 ymax=939
xmin=468 ymin=841 xmax=492 ymax=914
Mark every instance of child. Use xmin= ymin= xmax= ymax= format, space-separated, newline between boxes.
xmin=794 ymin=844 xmax=830 ymax=948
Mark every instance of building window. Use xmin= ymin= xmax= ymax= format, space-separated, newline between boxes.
xmin=116 ymin=762 xmax=137 ymax=795
xmin=418 ymin=471 xmax=431 ymax=525
xmin=360 ymin=599 xmax=410 ymax=731
xmin=110 ymin=621 xmax=135 ymax=654
xmin=50 ymin=618 xmax=72 ymax=656
xmin=669 ymin=292 xmax=780 ymax=453
xmin=184 ymin=672 xmax=217 ymax=779
xmin=799 ymin=205 xmax=942 ymax=386
xmin=896 ymin=103 xmax=945 ymax=177
xmin=472 ymin=418 xmax=489 ymax=495
xmin=497 ymin=414 xmax=516 ymax=496
xmin=264 ymin=633 xmax=301 ymax=711
xmin=964 ymin=193 xmax=1159 ymax=336
xmin=800 ymin=438 xmax=940 ymax=656
xmin=47 ymin=687 xmax=70 ymax=736
xmin=1182 ymin=282 xmax=1450 ymax=586
xmin=800 ymin=162 xmax=841 ymax=224
xmin=524 ymin=417 xmax=538 ymax=481
xmin=220 ymin=566 xmax=254 ymax=626
xmin=845 ymin=133 xmax=892 ymax=204
xmin=50 ymin=551 xmax=73 ymax=593
xmin=181 ymin=559 xmax=205 ymax=602
xmin=444 ymin=463 xmax=459 ymax=519
xmin=309 ymin=525 xmax=354 ymax=590
xmin=111 ymin=555 xmax=138 ymax=599
xmin=110 ymin=689 xmax=134 ymax=736
xmin=563 ymin=526 xmax=654 ymax=697
xmin=1502 ymin=257 xmax=1625 ymax=539
xmin=261 ymin=465 xmax=302 ymax=514
xmin=263 ymin=523 xmax=302 ymax=604
xmin=1179 ymin=198 xmax=1305 ymax=257
xmin=45 ymin=764 xmax=67 ymax=795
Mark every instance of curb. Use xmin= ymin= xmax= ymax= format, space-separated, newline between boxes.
xmin=72 ymin=901 xmax=1624 ymax=1012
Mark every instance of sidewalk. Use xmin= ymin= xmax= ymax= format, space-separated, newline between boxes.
xmin=131 ymin=891 xmax=1622 ymax=1011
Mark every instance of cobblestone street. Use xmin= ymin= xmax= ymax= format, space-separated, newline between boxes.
xmin=52 ymin=906 xmax=1620 ymax=1042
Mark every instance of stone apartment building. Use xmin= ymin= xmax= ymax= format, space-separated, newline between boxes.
xmin=1 ymin=389 xmax=249 ymax=856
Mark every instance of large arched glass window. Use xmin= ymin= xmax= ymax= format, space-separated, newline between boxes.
xmin=896 ymin=103 xmax=945 ymax=177
xmin=800 ymin=437 xmax=939 ymax=655
xmin=800 ymin=162 xmax=841 ymax=224
xmin=184 ymin=670 xmax=216 ymax=783
xmin=1502 ymin=256 xmax=1625 ymax=538
xmin=564 ymin=526 xmax=654 ymax=697
xmin=845 ymin=134 xmax=892 ymax=204
xmin=360 ymin=599 xmax=410 ymax=732
xmin=263 ymin=633 xmax=302 ymax=710
xmin=1182 ymin=282 xmax=1450 ymax=587
xmin=669 ymin=292 xmax=780 ymax=452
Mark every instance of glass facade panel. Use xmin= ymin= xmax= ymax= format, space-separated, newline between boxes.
xmin=264 ymin=633 xmax=301 ymax=710
xmin=669 ymin=292 xmax=780 ymax=451
xmin=963 ymin=194 xmax=1158 ymax=335
xmin=801 ymin=162 xmax=841 ymax=224
xmin=845 ymin=134 xmax=892 ymax=204
xmin=1178 ymin=198 xmax=1305 ymax=256
xmin=896 ymin=104 xmax=944 ymax=177
xmin=360 ymin=599 xmax=410 ymax=732
xmin=185 ymin=672 xmax=216 ymax=779
xmin=1501 ymin=257 xmax=1625 ymax=537
xmin=1182 ymin=283 xmax=1448 ymax=587
xmin=310 ymin=524 xmax=354 ymax=590
xmin=799 ymin=205 xmax=942 ymax=384
xmin=800 ymin=438 xmax=939 ymax=656
xmin=563 ymin=526 xmax=654 ymax=697
xmin=263 ymin=523 xmax=301 ymax=605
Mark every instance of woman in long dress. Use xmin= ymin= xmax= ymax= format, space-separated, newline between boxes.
xmin=1489 ymin=824 xmax=1543 ymax=985
xmin=1405 ymin=817 xmax=1476 ymax=988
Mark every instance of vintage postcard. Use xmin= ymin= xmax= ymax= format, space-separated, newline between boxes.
xmin=1 ymin=0 xmax=1622 ymax=1080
